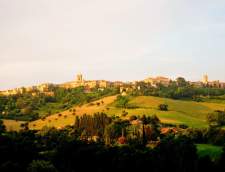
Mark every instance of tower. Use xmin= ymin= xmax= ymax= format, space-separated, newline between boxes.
xmin=76 ymin=73 xmax=83 ymax=83
xmin=202 ymin=74 xmax=208 ymax=84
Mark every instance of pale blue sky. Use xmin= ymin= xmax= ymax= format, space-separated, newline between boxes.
xmin=0 ymin=0 xmax=225 ymax=90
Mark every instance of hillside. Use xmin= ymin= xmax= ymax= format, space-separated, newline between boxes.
xmin=28 ymin=95 xmax=117 ymax=130
xmin=3 ymin=95 xmax=225 ymax=131
xmin=110 ymin=96 xmax=225 ymax=128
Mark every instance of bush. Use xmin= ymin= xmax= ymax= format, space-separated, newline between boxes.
xmin=121 ymin=111 xmax=128 ymax=117
xmin=158 ymin=104 xmax=168 ymax=111
xmin=115 ymin=96 xmax=129 ymax=108
xmin=207 ymin=110 xmax=225 ymax=127
xmin=129 ymin=115 xmax=137 ymax=121
xmin=0 ymin=119 xmax=6 ymax=133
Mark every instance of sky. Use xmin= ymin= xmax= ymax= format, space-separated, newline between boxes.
xmin=0 ymin=0 xmax=225 ymax=90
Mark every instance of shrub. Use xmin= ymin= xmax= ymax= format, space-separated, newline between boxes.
xmin=121 ymin=110 xmax=128 ymax=117
xmin=158 ymin=104 xmax=168 ymax=111
xmin=129 ymin=115 xmax=137 ymax=121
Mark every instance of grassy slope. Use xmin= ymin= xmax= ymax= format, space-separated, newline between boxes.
xmin=196 ymin=144 xmax=223 ymax=160
xmin=3 ymin=119 xmax=25 ymax=131
xmin=28 ymin=95 xmax=117 ymax=130
xmin=4 ymin=95 xmax=225 ymax=131
xmin=107 ymin=96 xmax=225 ymax=128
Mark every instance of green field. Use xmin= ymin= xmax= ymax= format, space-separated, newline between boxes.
xmin=106 ymin=96 xmax=225 ymax=128
xmin=196 ymin=144 xmax=223 ymax=160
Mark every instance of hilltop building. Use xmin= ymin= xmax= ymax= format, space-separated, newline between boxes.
xmin=0 ymin=83 xmax=54 ymax=96
xmin=60 ymin=73 xmax=112 ymax=89
xmin=201 ymin=75 xmax=225 ymax=88
xmin=191 ymin=75 xmax=225 ymax=88
xmin=1 ymin=73 xmax=224 ymax=96
xmin=76 ymin=73 xmax=83 ymax=83
xmin=202 ymin=74 xmax=209 ymax=84
xmin=144 ymin=76 xmax=171 ymax=87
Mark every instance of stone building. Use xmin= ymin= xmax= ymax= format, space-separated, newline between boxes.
xmin=202 ymin=74 xmax=209 ymax=84
xmin=144 ymin=76 xmax=171 ymax=87
xmin=60 ymin=74 xmax=112 ymax=89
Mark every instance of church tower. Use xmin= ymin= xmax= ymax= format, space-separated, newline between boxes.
xmin=202 ymin=74 xmax=208 ymax=84
xmin=76 ymin=73 xmax=83 ymax=83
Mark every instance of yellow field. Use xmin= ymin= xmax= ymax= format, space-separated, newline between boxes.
xmin=29 ymin=95 xmax=117 ymax=130
xmin=3 ymin=119 xmax=25 ymax=131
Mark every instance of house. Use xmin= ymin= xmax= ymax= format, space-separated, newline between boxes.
xmin=160 ymin=127 xmax=178 ymax=135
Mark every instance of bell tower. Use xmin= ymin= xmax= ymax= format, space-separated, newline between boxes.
xmin=202 ymin=74 xmax=208 ymax=84
xmin=76 ymin=73 xmax=83 ymax=83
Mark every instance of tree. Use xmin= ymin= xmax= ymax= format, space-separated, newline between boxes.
xmin=176 ymin=77 xmax=188 ymax=87
xmin=115 ymin=96 xmax=129 ymax=108
xmin=129 ymin=115 xmax=137 ymax=121
xmin=20 ymin=122 xmax=29 ymax=131
xmin=0 ymin=119 xmax=6 ymax=133
xmin=140 ymin=115 xmax=148 ymax=144
xmin=158 ymin=104 xmax=168 ymax=111
xmin=207 ymin=110 xmax=225 ymax=127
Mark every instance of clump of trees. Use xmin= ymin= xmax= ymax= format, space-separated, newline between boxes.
xmin=115 ymin=95 xmax=139 ymax=109
xmin=74 ymin=112 xmax=112 ymax=140
xmin=207 ymin=110 xmax=225 ymax=127
xmin=115 ymin=95 xmax=129 ymax=108
xmin=158 ymin=104 xmax=168 ymax=111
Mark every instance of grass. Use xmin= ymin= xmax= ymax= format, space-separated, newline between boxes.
xmin=28 ymin=95 xmax=117 ymax=130
xmin=125 ymin=96 xmax=225 ymax=128
xmin=3 ymin=119 xmax=25 ymax=131
xmin=196 ymin=144 xmax=223 ymax=161
xmin=35 ymin=102 xmax=68 ymax=117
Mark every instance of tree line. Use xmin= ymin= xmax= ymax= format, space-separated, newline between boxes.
xmin=132 ymin=77 xmax=225 ymax=101
xmin=0 ymin=118 xmax=225 ymax=172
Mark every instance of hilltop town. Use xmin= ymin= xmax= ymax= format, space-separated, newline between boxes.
xmin=1 ymin=73 xmax=225 ymax=96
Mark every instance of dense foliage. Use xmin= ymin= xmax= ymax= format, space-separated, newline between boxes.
xmin=0 ymin=123 xmax=224 ymax=172
xmin=207 ymin=110 xmax=225 ymax=127
xmin=158 ymin=104 xmax=168 ymax=111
